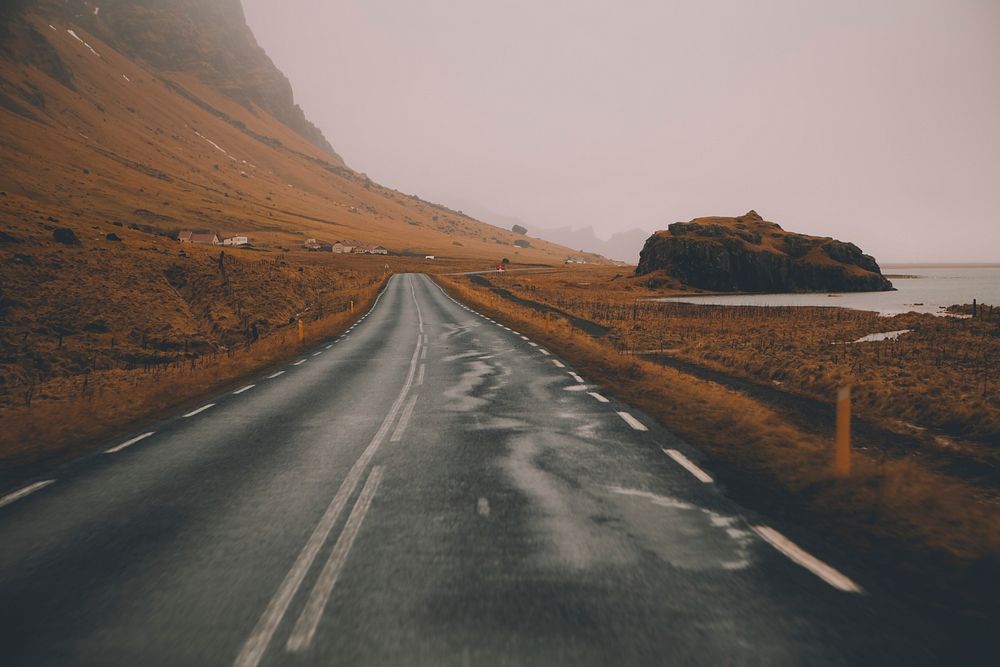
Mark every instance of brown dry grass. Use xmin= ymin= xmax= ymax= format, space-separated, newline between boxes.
xmin=489 ymin=269 xmax=1000 ymax=444
xmin=0 ymin=276 xmax=387 ymax=470
xmin=437 ymin=274 xmax=1000 ymax=566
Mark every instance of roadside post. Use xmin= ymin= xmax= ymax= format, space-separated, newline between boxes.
xmin=835 ymin=385 xmax=851 ymax=476
xmin=297 ymin=318 xmax=304 ymax=344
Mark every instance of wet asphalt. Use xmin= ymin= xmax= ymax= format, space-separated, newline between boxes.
xmin=0 ymin=274 xmax=972 ymax=665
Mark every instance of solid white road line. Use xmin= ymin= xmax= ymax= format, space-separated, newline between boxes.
xmin=617 ymin=411 xmax=648 ymax=431
xmin=588 ymin=391 xmax=609 ymax=403
xmin=183 ymin=403 xmax=215 ymax=418
xmin=106 ymin=431 xmax=155 ymax=454
xmin=417 ymin=363 xmax=426 ymax=386
xmin=663 ymin=449 xmax=714 ymax=483
xmin=233 ymin=384 xmax=255 ymax=395
xmin=235 ymin=297 xmax=424 ymax=667
xmin=267 ymin=370 xmax=285 ymax=379
xmin=752 ymin=525 xmax=863 ymax=593
xmin=569 ymin=372 xmax=585 ymax=383
xmin=552 ymin=360 xmax=566 ymax=368
xmin=390 ymin=393 xmax=419 ymax=442
xmin=286 ymin=466 xmax=384 ymax=652
xmin=0 ymin=480 xmax=56 ymax=509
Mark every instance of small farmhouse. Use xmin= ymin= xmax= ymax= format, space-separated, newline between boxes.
xmin=223 ymin=236 xmax=250 ymax=247
xmin=333 ymin=239 xmax=363 ymax=254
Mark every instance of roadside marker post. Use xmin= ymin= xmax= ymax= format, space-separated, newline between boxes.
xmin=835 ymin=385 xmax=851 ymax=476
xmin=298 ymin=319 xmax=304 ymax=344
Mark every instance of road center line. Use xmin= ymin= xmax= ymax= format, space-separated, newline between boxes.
xmin=417 ymin=363 xmax=426 ymax=386
xmin=587 ymin=391 xmax=609 ymax=403
xmin=752 ymin=525 xmax=863 ymax=593
xmin=233 ymin=384 xmax=255 ymax=395
xmin=267 ymin=370 xmax=285 ymax=379
xmin=286 ymin=466 xmax=384 ymax=652
xmin=183 ymin=403 xmax=215 ymax=418
xmin=663 ymin=449 xmax=714 ymax=483
xmin=106 ymin=431 xmax=156 ymax=454
xmin=0 ymin=480 xmax=56 ymax=509
xmin=234 ymin=287 xmax=423 ymax=667
xmin=390 ymin=393 xmax=419 ymax=442
xmin=617 ymin=411 xmax=648 ymax=431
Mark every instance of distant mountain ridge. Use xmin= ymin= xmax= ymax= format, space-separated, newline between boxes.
xmin=533 ymin=225 xmax=650 ymax=263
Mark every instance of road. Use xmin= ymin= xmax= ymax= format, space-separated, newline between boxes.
xmin=0 ymin=274 xmax=960 ymax=665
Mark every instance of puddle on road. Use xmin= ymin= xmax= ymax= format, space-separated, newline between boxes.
xmin=607 ymin=487 xmax=753 ymax=571
xmin=443 ymin=360 xmax=493 ymax=411
xmin=501 ymin=429 xmax=753 ymax=572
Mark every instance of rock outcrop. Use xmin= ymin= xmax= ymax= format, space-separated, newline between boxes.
xmin=25 ymin=0 xmax=339 ymax=158
xmin=636 ymin=211 xmax=893 ymax=293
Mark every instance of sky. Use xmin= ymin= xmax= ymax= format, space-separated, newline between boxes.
xmin=242 ymin=0 xmax=1000 ymax=263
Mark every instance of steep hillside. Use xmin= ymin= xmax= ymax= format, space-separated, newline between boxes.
xmin=0 ymin=1 xmax=605 ymax=404
xmin=636 ymin=211 xmax=893 ymax=293
xmin=0 ymin=2 xmax=599 ymax=262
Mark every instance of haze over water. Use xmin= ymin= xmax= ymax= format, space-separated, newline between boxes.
xmin=655 ymin=266 xmax=1000 ymax=316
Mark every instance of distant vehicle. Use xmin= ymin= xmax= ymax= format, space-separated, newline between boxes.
xmin=425 ymin=255 xmax=435 ymax=260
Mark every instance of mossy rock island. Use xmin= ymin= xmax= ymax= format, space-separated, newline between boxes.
xmin=636 ymin=211 xmax=893 ymax=293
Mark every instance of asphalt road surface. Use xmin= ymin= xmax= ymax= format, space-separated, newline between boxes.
xmin=0 ymin=274 xmax=965 ymax=665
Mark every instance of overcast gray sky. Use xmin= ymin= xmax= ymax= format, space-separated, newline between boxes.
xmin=242 ymin=0 xmax=1000 ymax=263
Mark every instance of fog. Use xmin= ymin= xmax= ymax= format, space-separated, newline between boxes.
xmin=243 ymin=0 xmax=1000 ymax=263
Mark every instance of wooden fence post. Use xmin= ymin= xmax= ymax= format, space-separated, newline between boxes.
xmin=835 ymin=385 xmax=852 ymax=476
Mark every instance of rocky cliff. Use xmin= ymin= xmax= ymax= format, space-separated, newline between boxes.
xmin=636 ymin=211 xmax=893 ymax=293
xmin=18 ymin=0 xmax=339 ymax=158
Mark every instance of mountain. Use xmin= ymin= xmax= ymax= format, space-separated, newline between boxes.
xmin=0 ymin=0 xmax=596 ymax=263
xmin=0 ymin=0 xmax=610 ymax=398
xmin=636 ymin=211 xmax=893 ymax=292
xmin=534 ymin=225 xmax=650 ymax=263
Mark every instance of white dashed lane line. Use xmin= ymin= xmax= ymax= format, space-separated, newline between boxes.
xmin=588 ymin=391 xmax=609 ymax=403
xmin=552 ymin=360 xmax=566 ymax=368
xmin=752 ymin=525 xmax=862 ymax=593
xmin=106 ymin=431 xmax=156 ymax=454
xmin=233 ymin=384 xmax=256 ymax=395
xmin=617 ymin=411 xmax=648 ymax=431
xmin=539 ymin=349 xmax=550 ymax=355
xmin=293 ymin=359 xmax=307 ymax=366
xmin=267 ymin=371 xmax=285 ymax=379
xmin=312 ymin=351 xmax=323 ymax=357
xmin=663 ymin=448 xmax=713 ymax=483
xmin=183 ymin=403 xmax=216 ymax=418
xmin=568 ymin=372 xmax=584 ymax=383
xmin=0 ymin=480 xmax=56 ymax=509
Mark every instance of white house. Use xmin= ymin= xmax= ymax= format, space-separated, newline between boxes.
xmin=223 ymin=236 xmax=250 ymax=247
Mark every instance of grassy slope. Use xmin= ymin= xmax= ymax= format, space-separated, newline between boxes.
xmin=0 ymin=12 xmax=599 ymax=466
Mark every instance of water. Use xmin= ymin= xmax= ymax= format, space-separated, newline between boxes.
xmin=652 ymin=266 xmax=1000 ymax=316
